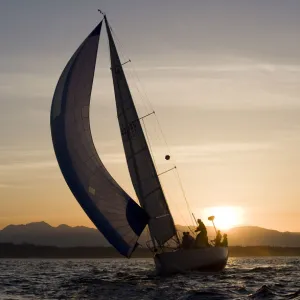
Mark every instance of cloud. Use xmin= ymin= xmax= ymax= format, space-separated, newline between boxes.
xmin=0 ymin=183 xmax=32 ymax=190
xmin=173 ymin=142 xmax=271 ymax=154
xmin=129 ymin=63 xmax=300 ymax=74
xmin=124 ymin=59 xmax=300 ymax=110
xmin=0 ymin=142 xmax=123 ymax=174
xmin=165 ymin=142 xmax=272 ymax=164
xmin=0 ymin=148 xmax=53 ymax=159
xmin=0 ymin=160 xmax=57 ymax=172
xmin=0 ymin=73 xmax=55 ymax=99
xmin=0 ymin=184 xmax=12 ymax=188
xmin=2 ymin=61 xmax=299 ymax=94
xmin=98 ymin=142 xmax=273 ymax=165
xmin=0 ymin=142 xmax=272 ymax=174
xmin=0 ymin=147 xmax=57 ymax=173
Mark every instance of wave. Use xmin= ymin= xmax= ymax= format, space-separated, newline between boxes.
xmin=0 ymin=257 xmax=299 ymax=299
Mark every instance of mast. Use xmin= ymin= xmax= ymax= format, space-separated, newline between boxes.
xmin=104 ymin=16 xmax=180 ymax=248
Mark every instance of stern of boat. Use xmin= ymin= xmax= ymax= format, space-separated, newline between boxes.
xmin=154 ymin=247 xmax=228 ymax=275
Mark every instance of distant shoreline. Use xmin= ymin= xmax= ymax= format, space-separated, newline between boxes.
xmin=0 ymin=243 xmax=300 ymax=258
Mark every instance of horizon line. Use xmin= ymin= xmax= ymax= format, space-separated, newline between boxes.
xmin=1 ymin=221 xmax=299 ymax=234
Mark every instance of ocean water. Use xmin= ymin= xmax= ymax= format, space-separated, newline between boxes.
xmin=0 ymin=257 xmax=299 ymax=299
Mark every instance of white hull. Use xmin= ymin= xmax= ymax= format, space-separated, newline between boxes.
xmin=154 ymin=247 xmax=228 ymax=275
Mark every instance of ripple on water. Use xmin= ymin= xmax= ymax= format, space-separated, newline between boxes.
xmin=0 ymin=257 xmax=299 ymax=299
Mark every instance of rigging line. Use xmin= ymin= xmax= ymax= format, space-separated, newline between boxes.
xmin=108 ymin=24 xmax=153 ymax=114
xmin=141 ymin=118 xmax=158 ymax=171
xmin=122 ymin=61 xmax=152 ymax=117
xmin=132 ymin=81 xmax=152 ymax=115
xmin=105 ymin=22 xmax=145 ymax=208
xmin=155 ymin=161 xmax=194 ymax=235
xmin=152 ymin=158 xmax=195 ymax=232
xmin=108 ymin=24 xmax=128 ymax=63
xmin=111 ymin=33 xmax=155 ymax=113
xmin=157 ymin=166 xmax=176 ymax=177
xmin=173 ymin=167 xmax=196 ymax=227
xmin=161 ymin=181 xmax=195 ymax=237
xmin=128 ymin=63 xmax=155 ymax=112
xmin=152 ymin=112 xmax=195 ymax=225
xmin=122 ymin=53 xmax=156 ymax=115
xmin=107 ymin=19 xmax=194 ymax=230
xmin=121 ymin=57 xmax=196 ymax=226
xmin=108 ymin=21 xmax=179 ymax=246
xmin=117 ymin=58 xmax=194 ymax=225
xmin=108 ymin=23 xmax=161 ymax=142
xmin=107 ymin=21 xmax=164 ymax=132
xmin=142 ymin=119 xmax=179 ymax=243
xmin=135 ymin=82 xmax=195 ymax=227
xmin=144 ymin=106 xmax=195 ymax=227
xmin=146 ymin=226 xmax=152 ymax=248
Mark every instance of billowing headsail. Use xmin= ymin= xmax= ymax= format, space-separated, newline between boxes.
xmin=50 ymin=21 xmax=148 ymax=257
xmin=104 ymin=17 xmax=177 ymax=246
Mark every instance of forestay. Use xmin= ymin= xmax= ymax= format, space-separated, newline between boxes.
xmin=105 ymin=17 xmax=177 ymax=246
xmin=50 ymin=21 xmax=148 ymax=257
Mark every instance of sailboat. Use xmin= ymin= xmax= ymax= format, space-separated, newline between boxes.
xmin=50 ymin=14 xmax=228 ymax=275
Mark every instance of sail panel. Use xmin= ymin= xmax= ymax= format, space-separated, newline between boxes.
xmin=50 ymin=21 xmax=148 ymax=257
xmin=105 ymin=18 xmax=177 ymax=245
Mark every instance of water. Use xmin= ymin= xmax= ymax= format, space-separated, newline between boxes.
xmin=0 ymin=257 xmax=299 ymax=299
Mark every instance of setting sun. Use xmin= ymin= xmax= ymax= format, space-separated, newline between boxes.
xmin=202 ymin=206 xmax=244 ymax=231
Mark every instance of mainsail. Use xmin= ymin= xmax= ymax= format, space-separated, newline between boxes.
xmin=50 ymin=21 xmax=148 ymax=257
xmin=104 ymin=17 xmax=178 ymax=246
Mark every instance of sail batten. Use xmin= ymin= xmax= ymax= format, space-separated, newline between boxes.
xmin=50 ymin=21 xmax=148 ymax=257
xmin=104 ymin=17 xmax=178 ymax=245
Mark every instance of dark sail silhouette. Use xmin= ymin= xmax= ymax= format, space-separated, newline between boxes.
xmin=50 ymin=21 xmax=148 ymax=257
xmin=104 ymin=17 xmax=177 ymax=246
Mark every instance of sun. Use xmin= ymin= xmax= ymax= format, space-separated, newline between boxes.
xmin=202 ymin=206 xmax=244 ymax=231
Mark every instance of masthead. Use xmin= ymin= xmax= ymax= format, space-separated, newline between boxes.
xmin=98 ymin=9 xmax=105 ymax=16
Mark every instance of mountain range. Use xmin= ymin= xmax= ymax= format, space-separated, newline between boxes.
xmin=0 ymin=222 xmax=299 ymax=247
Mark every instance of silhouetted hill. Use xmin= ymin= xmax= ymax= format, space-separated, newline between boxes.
xmin=0 ymin=222 xmax=110 ymax=247
xmin=228 ymin=226 xmax=300 ymax=247
xmin=0 ymin=222 xmax=299 ymax=247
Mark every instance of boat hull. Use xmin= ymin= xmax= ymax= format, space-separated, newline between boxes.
xmin=154 ymin=247 xmax=228 ymax=275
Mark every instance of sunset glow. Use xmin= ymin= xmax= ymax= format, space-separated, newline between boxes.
xmin=203 ymin=206 xmax=244 ymax=231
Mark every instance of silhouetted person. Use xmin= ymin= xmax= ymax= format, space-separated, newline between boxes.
xmin=195 ymin=219 xmax=206 ymax=233
xmin=185 ymin=231 xmax=195 ymax=249
xmin=214 ymin=230 xmax=222 ymax=246
xmin=195 ymin=231 xmax=209 ymax=248
xmin=181 ymin=232 xmax=189 ymax=249
xmin=221 ymin=234 xmax=228 ymax=247
xmin=194 ymin=219 xmax=209 ymax=248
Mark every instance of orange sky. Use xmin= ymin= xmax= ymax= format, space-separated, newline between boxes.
xmin=1 ymin=1 xmax=300 ymax=232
